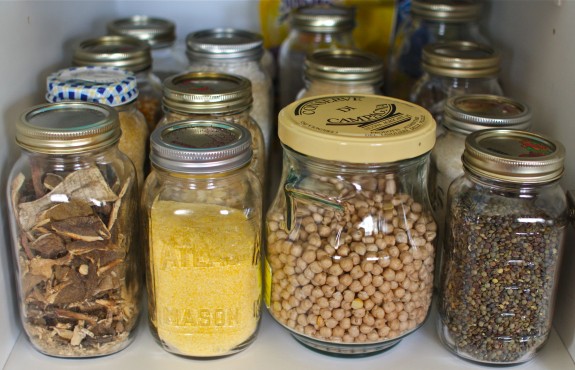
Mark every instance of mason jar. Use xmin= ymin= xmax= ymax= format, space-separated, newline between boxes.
xmin=429 ymin=94 xmax=532 ymax=277
xmin=7 ymin=102 xmax=141 ymax=357
xmin=142 ymin=120 xmax=262 ymax=358
xmin=45 ymin=66 xmax=149 ymax=191
xmin=410 ymin=41 xmax=503 ymax=134
xmin=298 ymin=48 xmax=384 ymax=99
xmin=266 ymin=94 xmax=437 ymax=356
xmin=278 ymin=5 xmax=356 ymax=109
xmin=439 ymin=129 xmax=567 ymax=364
xmin=186 ymin=28 xmax=273 ymax=161
xmin=387 ymin=0 xmax=488 ymax=100
xmin=157 ymin=71 xmax=265 ymax=184
xmin=73 ymin=35 xmax=163 ymax=130
xmin=107 ymin=15 xmax=188 ymax=81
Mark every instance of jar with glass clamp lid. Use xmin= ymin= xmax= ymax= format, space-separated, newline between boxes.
xmin=7 ymin=102 xmax=141 ymax=357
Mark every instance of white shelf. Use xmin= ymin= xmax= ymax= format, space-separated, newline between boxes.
xmin=5 ymin=306 xmax=575 ymax=370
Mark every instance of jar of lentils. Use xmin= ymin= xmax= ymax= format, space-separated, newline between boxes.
xmin=439 ymin=129 xmax=567 ymax=364
xmin=157 ymin=72 xmax=265 ymax=184
xmin=266 ymin=94 xmax=437 ymax=356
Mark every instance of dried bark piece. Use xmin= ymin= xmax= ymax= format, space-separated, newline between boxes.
xmin=66 ymin=240 xmax=112 ymax=255
xmin=29 ymin=255 xmax=72 ymax=279
xmin=18 ymin=168 xmax=118 ymax=230
xmin=22 ymin=273 xmax=45 ymax=295
xmin=54 ymin=309 xmax=98 ymax=325
xmin=51 ymin=281 xmax=86 ymax=305
xmin=29 ymin=233 xmax=66 ymax=259
xmin=43 ymin=173 xmax=63 ymax=190
xmin=107 ymin=178 xmax=130 ymax=232
xmin=52 ymin=215 xmax=111 ymax=242
xmin=19 ymin=231 xmax=34 ymax=260
xmin=43 ymin=200 xmax=94 ymax=222
xmin=11 ymin=173 xmax=25 ymax=216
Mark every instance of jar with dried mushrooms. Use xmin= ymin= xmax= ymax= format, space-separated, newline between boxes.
xmin=7 ymin=102 xmax=141 ymax=357
xmin=46 ymin=66 xmax=149 ymax=191
xmin=266 ymin=94 xmax=437 ymax=356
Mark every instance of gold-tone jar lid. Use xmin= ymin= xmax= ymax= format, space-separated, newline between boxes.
xmin=422 ymin=41 xmax=500 ymax=78
xmin=186 ymin=28 xmax=264 ymax=61
xmin=162 ymin=72 xmax=252 ymax=114
xmin=150 ymin=120 xmax=252 ymax=174
xmin=73 ymin=35 xmax=152 ymax=72
xmin=463 ymin=129 xmax=565 ymax=184
xmin=291 ymin=5 xmax=356 ymax=33
xmin=16 ymin=102 xmax=120 ymax=154
xmin=279 ymin=94 xmax=436 ymax=163
xmin=107 ymin=16 xmax=176 ymax=49
xmin=304 ymin=49 xmax=384 ymax=85
xmin=411 ymin=0 xmax=483 ymax=22
xmin=444 ymin=94 xmax=532 ymax=134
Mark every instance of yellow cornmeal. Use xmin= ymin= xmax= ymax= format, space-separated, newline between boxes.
xmin=149 ymin=200 xmax=260 ymax=357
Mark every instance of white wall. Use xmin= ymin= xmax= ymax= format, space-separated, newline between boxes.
xmin=485 ymin=0 xmax=575 ymax=360
xmin=0 ymin=0 xmax=118 ymax=364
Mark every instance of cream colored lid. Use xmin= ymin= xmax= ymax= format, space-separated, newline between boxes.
xmin=279 ymin=94 xmax=436 ymax=163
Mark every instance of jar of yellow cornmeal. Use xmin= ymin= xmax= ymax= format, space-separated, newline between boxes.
xmin=142 ymin=119 xmax=263 ymax=357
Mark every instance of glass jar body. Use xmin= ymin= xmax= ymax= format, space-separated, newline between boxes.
xmin=117 ymin=103 xmax=149 ymax=191
xmin=298 ymin=78 xmax=381 ymax=99
xmin=265 ymin=148 xmax=437 ymax=356
xmin=158 ymin=109 xmax=265 ymax=185
xmin=151 ymin=45 xmax=188 ymax=82
xmin=135 ymin=69 xmax=163 ymax=131
xmin=7 ymin=147 xmax=141 ymax=357
xmin=439 ymin=174 xmax=567 ymax=364
xmin=142 ymin=167 xmax=263 ymax=358
xmin=387 ymin=17 xmax=488 ymax=100
xmin=410 ymin=74 xmax=503 ymax=134
xmin=278 ymin=29 xmax=355 ymax=108
xmin=187 ymin=58 xmax=273 ymax=162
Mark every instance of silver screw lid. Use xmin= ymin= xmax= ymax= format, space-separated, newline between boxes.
xmin=107 ymin=15 xmax=176 ymax=49
xmin=463 ymin=129 xmax=565 ymax=184
xmin=422 ymin=41 xmax=500 ymax=78
xmin=150 ymin=120 xmax=253 ymax=174
xmin=186 ymin=28 xmax=264 ymax=61
xmin=162 ymin=72 xmax=252 ymax=114
xmin=411 ymin=0 xmax=483 ymax=22
xmin=304 ymin=48 xmax=384 ymax=85
xmin=16 ymin=102 xmax=120 ymax=154
xmin=444 ymin=94 xmax=532 ymax=135
xmin=73 ymin=35 xmax=152 ymax=72
xmin=291 ymin=5 xmax=356 ymax=33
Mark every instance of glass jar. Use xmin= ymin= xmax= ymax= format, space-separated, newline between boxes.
xmin=142 ymin=120 xmax=262 ymax=357
xmin=107 ymin=15 xmax=188 ymax=81
xmin=439 ymin=129 xmax=567 ymax=365
xmin=278 ymin=5 xmax=356 ymax=109
xmin=46 ymin=66 xmax=149 ymax=191
xmin=410 ymin=41 xmax=503 ymax=134
xmin=186 ymin=28 xmax=273 ymax=162
xmin=7 ymin=102 xmax=141 ymax=357
xmin=387 ymin=0 xmax=488 ymax=100
xmin=298 ymin=49 xmax=384 ymax=99
xmin=266 ymin=94 xmax=437 ymax=356
xmin=429 ymin=94 xmax=532 ymax=277
xmin=73 ymin=35 xmax=163 ymax=130
xmin=158 ymin=71 xmax=265 ymax=184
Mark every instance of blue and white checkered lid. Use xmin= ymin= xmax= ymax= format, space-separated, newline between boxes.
xmin=46 ymin=66 xmax=139 ymax=107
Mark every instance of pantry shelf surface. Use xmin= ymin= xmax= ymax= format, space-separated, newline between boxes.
xmin=5 ymin=307 xmax=575 ymax=370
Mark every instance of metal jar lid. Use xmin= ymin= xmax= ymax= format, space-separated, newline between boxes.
xmin=73 ymin=35 xmax=152 ymax=72
xmin=462 ymin=129 xmax=565 ymax=184
xmin=422 ymin=41 xmax=500 ymax=78
xmin=444 ymin=94 xmax=532 ymax=135
xmin=291 ymin=5 xmax=356 ymax=33
xmin=411 ymin=0 xmax=483 ymax=22
xmin=46 ymin=66 xmax=139 ymax=107
xmin=16 ymin=102 xmax=120 ymax=154
xmin=186 ymin=28 xmax=264 ymax=61
xmin=279 ymin=94 xmax=436 ymax=163
xmin=150 ymin=120 xmax=252 ymax=174
xmin=107 ymin=15 xmax=176 ymax=49
xmin=304 ymin=49 xmax=384 ymax=85
xmin=162 ymin=72 xmax=252 ymax=114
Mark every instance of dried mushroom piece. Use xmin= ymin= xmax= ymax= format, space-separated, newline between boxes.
xmin=29 ymin=233 xmax=66 ymax=259
xmin=43 ymin=173 xmax=63 ymax=190
xmin=18 ymin=168 xmax=118 ymax=230
xmin=52 ymin=215 xmax=111 ymax=242
xmin=107 ymin=178 xmax=130 ymax=232
xmin=66 ymin=240 xmax=112 ymax=255
xmin=42 ymin=200 xmax=94 ymax=222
